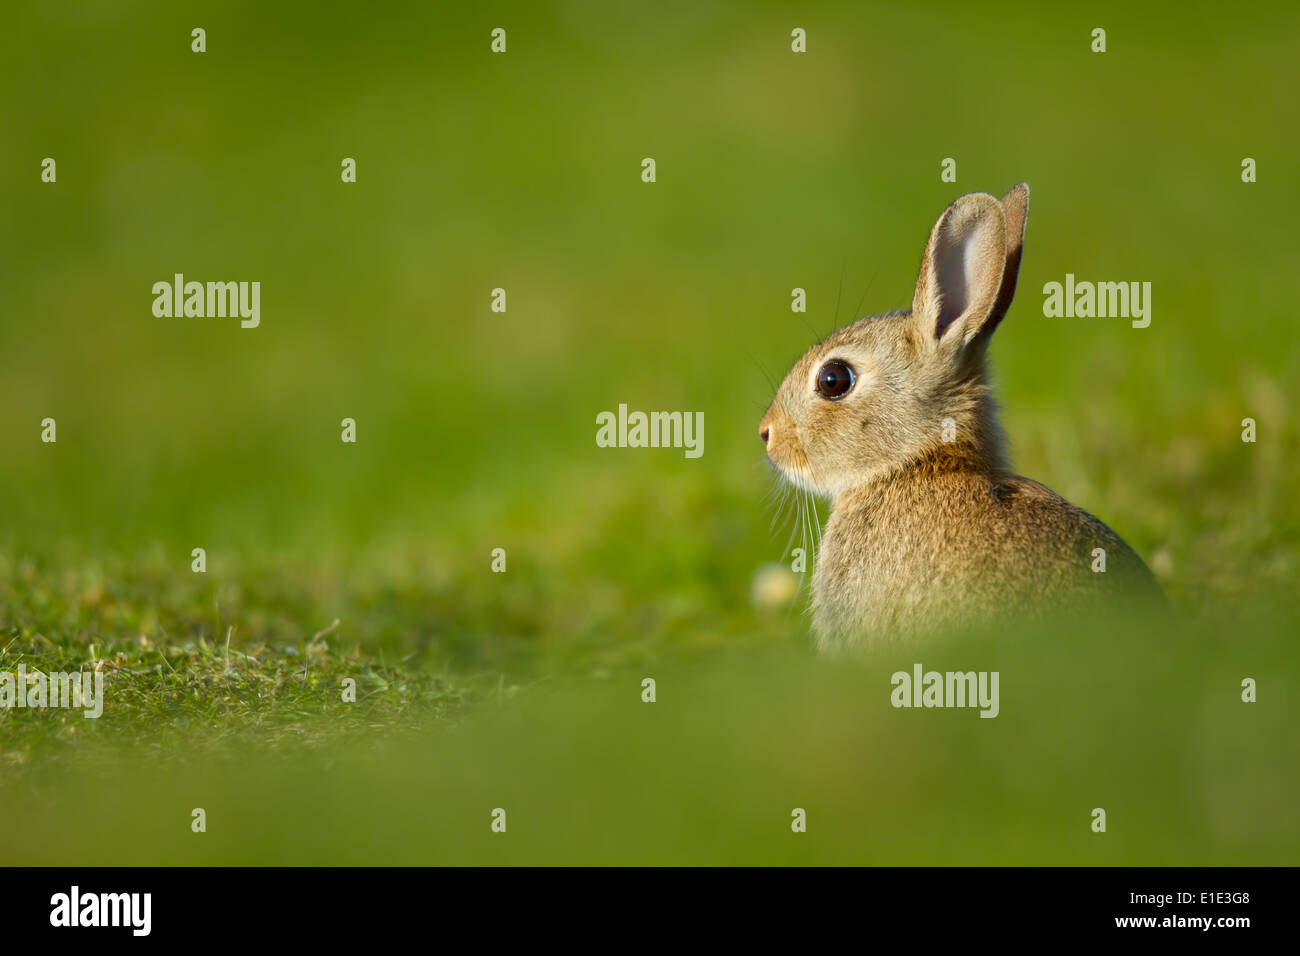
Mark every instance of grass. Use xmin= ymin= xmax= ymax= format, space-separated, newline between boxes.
xmin=0 ymin=617 xmax=474 ymax=774
xmin=3 ymin=604 xmax=1297 ymax=865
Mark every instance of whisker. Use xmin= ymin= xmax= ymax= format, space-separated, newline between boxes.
xmin=807 ymin=490 xmax=821 ymax=562
xmin=796 ymin=491 xmax=815 ymax=608
xmin=808 ymin=489 xmax=823 ymax=557
xmin=850 ymin=266 xmax=882 ymax=324
xmin=744 ymin=348 xmax=778 ymax=393
xmin=769 ymin=480 xmax=794 ymax=534
xmin=781 ymin=486 xmax=801 ymax=561
xmin=830 ymin=256 xmax=846 ymax=336
xmin=798 ymin=486 xmax=812 ymax=568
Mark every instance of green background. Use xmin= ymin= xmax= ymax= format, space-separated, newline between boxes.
xmin=1 ymin=1 xmax=1296 ymax=864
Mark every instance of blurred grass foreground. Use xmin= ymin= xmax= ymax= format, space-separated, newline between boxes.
xmin=1 ymin=2 xmax=1298 ymax=864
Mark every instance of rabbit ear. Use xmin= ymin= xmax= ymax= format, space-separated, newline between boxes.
xmin=979 ymin=183 xmax=1030 ymax=342
xmin=911 ymin=192 xmax=1008 ymax=350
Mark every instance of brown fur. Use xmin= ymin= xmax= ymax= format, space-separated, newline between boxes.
xmin=759 ymin=185 xmax=1161 ymax=649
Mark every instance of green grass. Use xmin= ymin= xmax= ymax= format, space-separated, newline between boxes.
xmin=4 ymin=605 xmax=1297 ymax=865
xmin=1 ymin=0 xmax=1298 ymax=864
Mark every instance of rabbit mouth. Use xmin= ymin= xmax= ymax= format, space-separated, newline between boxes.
xmin=769 ymin=457 xmax=814 ymax=492
xmin=768 ymin=444 xmax=823 ymax=495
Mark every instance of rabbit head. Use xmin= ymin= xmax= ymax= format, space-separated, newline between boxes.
xmin=760 ymin=185 xmax=1030 ymax=497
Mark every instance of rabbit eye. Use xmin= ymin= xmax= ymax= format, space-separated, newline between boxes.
xmin=815 ymin=361 xmax=856 ymax=399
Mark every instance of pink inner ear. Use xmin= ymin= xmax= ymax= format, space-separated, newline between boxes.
xmin=934 ymin=235 xmax=974 ymax=338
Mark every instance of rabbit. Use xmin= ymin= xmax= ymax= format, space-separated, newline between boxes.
xmin=758 ymin=184 xmax=1163 ymax=649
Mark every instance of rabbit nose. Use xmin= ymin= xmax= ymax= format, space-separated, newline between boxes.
xmin=760 ymin=426 xmax=771 ymax=444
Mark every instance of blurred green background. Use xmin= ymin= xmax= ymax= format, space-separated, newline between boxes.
xmin=1 ymin=1 xmax=1297 ymax=864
